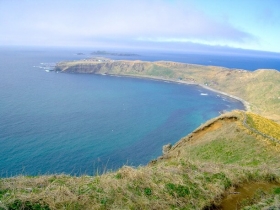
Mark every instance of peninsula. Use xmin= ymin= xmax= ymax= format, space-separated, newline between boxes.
xmin=56 ymin=58 xmax=280 ymax=123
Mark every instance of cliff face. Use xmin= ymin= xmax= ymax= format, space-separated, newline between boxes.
xmin=56 ymin=59 xmax=280 ymax=123
xmin=55 ymin=60 xmax=152 ymax=74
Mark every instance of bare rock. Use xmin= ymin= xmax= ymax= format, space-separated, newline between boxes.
xmin=162 ymin=143 xmax=172 ymax=155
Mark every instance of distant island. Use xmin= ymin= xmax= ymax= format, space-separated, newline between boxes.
xmin=75 ymin=51 xmax=139 ymax=56
xmin=90 ymin=50 xmax=139 ymax=56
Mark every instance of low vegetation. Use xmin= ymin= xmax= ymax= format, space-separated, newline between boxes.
xmin=246 ymin=112 xmax=280 ymax=141
xmin=1 ymin=111 xmax=280 ymax=209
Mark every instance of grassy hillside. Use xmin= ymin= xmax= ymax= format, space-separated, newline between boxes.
xmin=56 ymin=59 xmax=280 ymax=123
xmin=1 ymin=111 xmax=280 ymax=209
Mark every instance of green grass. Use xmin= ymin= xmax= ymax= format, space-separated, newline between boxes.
xmin=6 ymin=200 xmax=50 ymax=210
xmin=165 ymin=183 xmax=190 ymax=197
xmin=273 ymin=187 xmax=280 ymax=194
xmin=148 ymin=65 xmax=175 ymax=78
xmin=186 ymin=136 xmax=278 ymax=166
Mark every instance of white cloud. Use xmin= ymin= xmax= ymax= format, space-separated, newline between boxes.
xmin=0 ymin=0 xmax=257 ymax=48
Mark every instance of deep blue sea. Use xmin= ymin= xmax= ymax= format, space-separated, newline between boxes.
xmin=0 ymin=47 xmax=279 ymax=177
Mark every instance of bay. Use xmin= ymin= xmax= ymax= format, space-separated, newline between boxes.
xmin=0 ymin=47 xmax=247 ymax=176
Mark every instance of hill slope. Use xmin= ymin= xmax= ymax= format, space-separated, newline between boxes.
xmin=1 ymin=111 xmax=280 ymax=209
xmin=56 ymin=59 xmax=280 ymax=123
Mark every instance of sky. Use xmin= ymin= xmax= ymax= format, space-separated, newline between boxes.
xmin=0 ymin=0 xmax=280 ymax=53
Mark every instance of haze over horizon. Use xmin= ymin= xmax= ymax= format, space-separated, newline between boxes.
xmin=1 ymin=0 xmax=280 ymax=54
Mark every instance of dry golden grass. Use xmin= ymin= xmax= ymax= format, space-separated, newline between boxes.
xmin=246 ymin=112 xmax=280 ymax=140
xmin=1 ymin=161 xmax=279 ymax=209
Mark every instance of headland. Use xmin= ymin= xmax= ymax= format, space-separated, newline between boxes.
xmin=55 ymin=58 xmax=280 ymax=122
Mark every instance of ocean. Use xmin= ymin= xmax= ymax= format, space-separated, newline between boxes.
xmin=0 ymin=47 xmax=278 ymax=177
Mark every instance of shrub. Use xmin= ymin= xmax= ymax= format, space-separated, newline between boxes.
xmin=7 ymin=200 xmax=50 ymax=210
xmin=166 ymin=183 xmax=190 ymax=197
xmin=144 ymin=187 xmax=152 ymax=196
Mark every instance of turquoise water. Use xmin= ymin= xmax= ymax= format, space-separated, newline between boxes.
xmin=0 ymin=47 xmax=245 ymax=176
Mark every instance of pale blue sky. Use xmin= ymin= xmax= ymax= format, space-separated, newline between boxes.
xmin=0 ymin=0 xmax=279 ymax=53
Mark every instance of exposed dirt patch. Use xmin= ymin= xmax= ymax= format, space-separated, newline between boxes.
xmin=184 ymin=116 xmax=238 ymax=145
xmin=192 ymin=120 xmax=223 ymax=140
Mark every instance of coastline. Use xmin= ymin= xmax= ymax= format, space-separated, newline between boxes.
xmin=198 ymin=84 xmax=250 ymax=111
xmin=97 ymin=72 xmax=250 ymax=112
xmin=56 ymin=58 xmax=280 ymax=123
